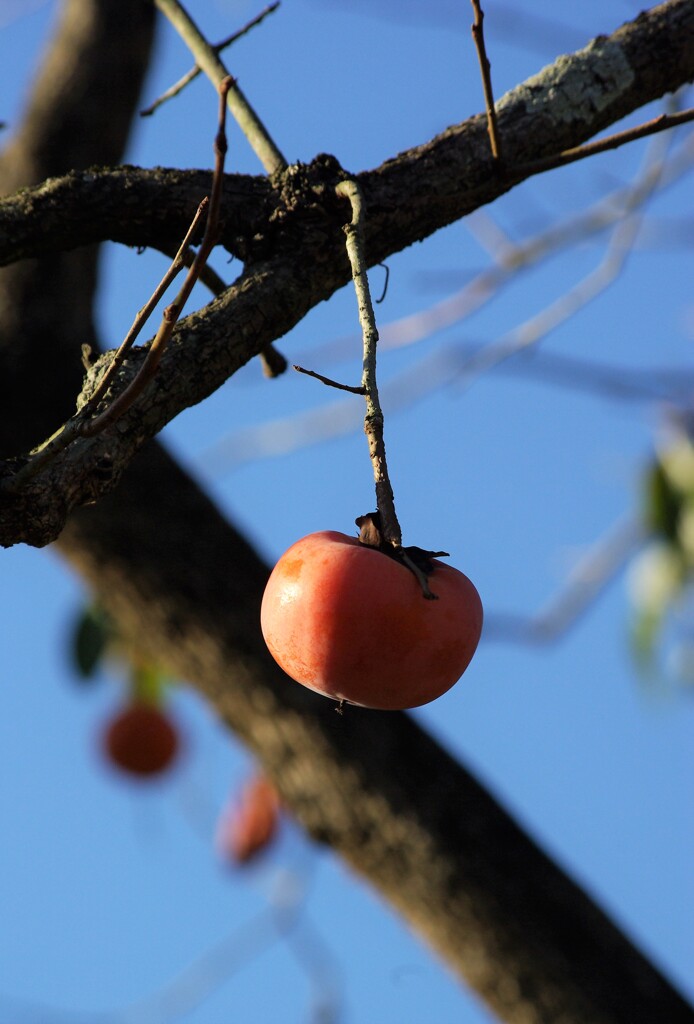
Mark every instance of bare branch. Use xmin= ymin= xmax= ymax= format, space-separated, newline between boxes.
xmin=153 ymin=0 xmax=286 ymax=174
xmin=141 ymin=2 xmax=280 ymax=117
xmin=470 ymin=0 xmax=502 ymax=163
xmin=83 ymin=201 xmax=209 ymax=417
xmin=293 ymin=364 xmax=365 ymax=394
xmin=1 ymin=3 xmax=693 ymax=543
xmin=515 ymin=107 xmax=694 ymax=179
xmin=80 ymin=77 xmax=233 ymax=438
xmin=484 ymin=517 xmax=645 ymax=644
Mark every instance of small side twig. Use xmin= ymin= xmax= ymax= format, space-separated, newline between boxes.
xmin=335 ymin=179 xmax=402 ymax=549
xmin=470 ymin=0 xmax=502 ymax=164
xmin=515 ymin=107 xmax=694 ymax=180
xmin=452 ymin=124 xmax=672 ymax=390
xmin=293 ymin=365 xmax=365 ymax=395
xmin=141 ymin=3 xmax=280 ymax=117
xmin=484 ymin=516 xmax=644 ymax=644
xmin=80 ymin=76 xmax=234 ymax=438
xmin=153 ymin=0 xmax=286 ymax=175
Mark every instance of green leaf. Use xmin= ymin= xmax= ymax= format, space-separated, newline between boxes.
xmin=630 ymin=607 xmax=662 ymax=668
xmin=645 ymin=460 xmax=682 ymax=542
xmin=70 ymin=604 xmax=113 ymax=680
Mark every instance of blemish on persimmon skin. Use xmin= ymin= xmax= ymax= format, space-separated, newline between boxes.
xmin=277 ymin=556 xmax=304 ymax=581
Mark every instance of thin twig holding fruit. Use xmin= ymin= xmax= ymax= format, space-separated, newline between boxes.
xmin=335 ymin=178 xmax=402 ymax=550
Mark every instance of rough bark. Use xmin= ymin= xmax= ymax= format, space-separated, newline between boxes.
xmin=1 ymin=2 xmax=693 ymax=1023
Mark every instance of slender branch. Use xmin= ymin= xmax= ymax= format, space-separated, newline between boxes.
xmin=293 ymin=364 xmax=365 ymax=394
xmin=0 ymin=196 xmax=217 ymax=492
xmin=516 ymin=107 xmax=694 ymax=179
xmin=141 ymin=2 xmax=280 ymax=117
xmin=81 ymin=77 xmax=233 ymax=438
xmin=484 ymin=516 xmax=644 ymax=644
xmin=153 ymin=0 xmax=286 ymax=175
xmin=451 ymin=127 xmax=671 ymax=391
xmin=260 ymin=344 xmax=289 ymax=378
xmin=82 ymin=199 xmax=209 ymax=418
xmin=335 ymin=179 xmax=402 ymax=548
xmin=164 ymin=244 xmax=286 ymax=378
xmin=470 ymin=0 xmax=502 ymax=163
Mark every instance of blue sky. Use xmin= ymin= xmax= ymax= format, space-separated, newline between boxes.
xmin=1 ymin=1 xmax=692 ymax=1022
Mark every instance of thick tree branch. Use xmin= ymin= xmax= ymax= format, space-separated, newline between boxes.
xmin=2 ymin=1 xmax=693 ymax=271
xmin=0 ymin=167 xmax=271 ymax=268
xmin=1 ymin=0 xmax=693 ymax=545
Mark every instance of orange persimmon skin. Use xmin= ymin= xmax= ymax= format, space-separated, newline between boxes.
xmin=260 ymin=531 xmax=483 ymax=710
xmin=216 ymin=776 xmax=280 ymax=866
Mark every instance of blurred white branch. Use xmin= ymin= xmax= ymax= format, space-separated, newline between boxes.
xmin=484 ymin=515 xmax=646 ymax=644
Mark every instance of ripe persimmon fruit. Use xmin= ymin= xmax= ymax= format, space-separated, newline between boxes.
xmin=102 ymin=702 xmax=180 ymax=778
xmin=216 ymin=775 xmax=280 ymax=866
xmin=260 ymin=529 xmax=482 ymax=710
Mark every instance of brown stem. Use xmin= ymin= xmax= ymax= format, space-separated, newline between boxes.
xmin=470 ymin=0 xmax=502 ymax=164
xmin=81 ymin=77 xmax=233 ymax=438
xmin=173 ymin=246 xmax=287 ymax=379
xmin=82 ymin=200 xmax=209 ymax=418
xmin=515 ymin=107 xmax=694 ymax=179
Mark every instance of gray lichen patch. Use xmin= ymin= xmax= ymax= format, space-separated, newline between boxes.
xmin=497 ymin=36 xmax=636 ymax=125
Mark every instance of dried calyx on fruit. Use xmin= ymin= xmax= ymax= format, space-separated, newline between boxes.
xmin=355 ymin=511 xmax=450 ymax=599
